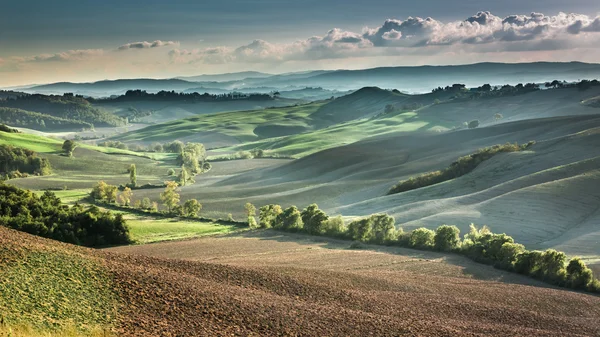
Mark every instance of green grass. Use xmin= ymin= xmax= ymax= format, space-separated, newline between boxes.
xmin=127 ymin=216 xmax=242 ymax=244
xmin=217 ymin=111 xmax=446 ymax=158
xmin=111 ymin=102 xmax=328 ymax=143
xmin=0 ymin=242 xmax=118 ymax=334
xmin=33 ymin=190 xmax=89 ymax=204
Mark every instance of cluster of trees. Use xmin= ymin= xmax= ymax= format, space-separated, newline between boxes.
xmin=0 ymin=183 xmax=131 ymax=246
xmin=91 ymin=180 xmax=203 ymax=218
xmin=250 ymin=201 xmax=599 ymax=293
xmin=94 ymin=90 xmax=274 ymax=103
xmin=0 ymin=145 xmax=52 ymax=179
xmin=0 ymin=107 xmax=92 ymax=131
xmin=0 ymin=124 xmax=19 ymax=133
xmin=176 ymin=143 xmax=208 ymax=185
xmin=388 ymin=142 xmax=535 ymax=195
xmin=210 ymin=149 xmax=292 ymax=161
xmin=0 ymin=93 xmax=125 ymax=127
xmin=432 ymin=84 xmax=467 ymax=93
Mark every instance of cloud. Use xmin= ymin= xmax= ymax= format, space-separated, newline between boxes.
xmin=14 ymin=49 xmax=105 ymax=63
xmin=117 ymin=40 xmax=179 ymax=51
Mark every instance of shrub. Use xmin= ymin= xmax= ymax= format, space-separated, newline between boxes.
xmin=514 ymin=250 xmax=543 ymax=276
xmin=408 ymin=228 xmax=435 ymax=249
xmin=301 ymin=204 xmax=329 ymax=235
xmin=434 ymin=225 xmax=461 ymax=252
xmin=182 ymin=199 xmax=202 ymax=218
xmin=62 ymin=139 xmax=77 ymax=157
xmin=322 ymin=216 xmax=347 ymax=237
xmin=496 ymin=242 xmax=525 ymax=270
xmin=258 ymin=204 xmax=283 ymax=228
xmin=140 ymin=197 xmax=152 ymax=210
xmin=167 ymin=168 xmax=176 ymax=176
xmin=539 ymin=249 xmax=567 ymax=285
xmin=347 ymin=218 xmax=372 ymax=242
xmin=566 ymin=257 xmax=594 ymax=290
xmin=276 ymin=206 xmax=303 ymax=231
xmin=369 ymin=214 xmax=396 ymax=244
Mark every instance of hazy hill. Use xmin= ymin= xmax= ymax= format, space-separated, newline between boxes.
xmin=177 ymin=71 xmax=272 ymax=82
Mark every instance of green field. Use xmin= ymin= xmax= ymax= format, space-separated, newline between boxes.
xmin=125 ymin=216 xmax=243 ymax=244
xmin=111 ymin=101 xmax=328 ymax=144
xmin=217 ymin=111 xmax=445 ymax=157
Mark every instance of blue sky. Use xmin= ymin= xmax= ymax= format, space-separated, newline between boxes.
xmin=1 ymin=0 xmax=599 ymax=86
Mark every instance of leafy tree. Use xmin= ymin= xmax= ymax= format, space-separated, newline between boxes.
xmin=258 ymin=204 xmax=283 ymax=228
xmin=245 ymin=203 xmax=258 ymax=228
xmin=90 ymin=181 xmax=109 ymax=200
xmin=0 ymin=145 xmax=52 ymax=176
xmin=370 ymin=214 xmax=396 ymax=244
xmin=118 ymin=187 xmax=133 ymax=206
xmin=409 ymin=228 xmax=435 ymax=249
xmin=514 ymin=250 xmax=543 ymax=276
xmin=347 ymin=218 xmax=372 ymax=242
xmin=129 ymin=164 xmax=137 ymax=187
xmin=183 ymin=199 xmax=202 ymax=218
xmin=141 ymin=197 xmax=152 ymax=210
xmin=105 ymin=185 xmax=118 ymax=203
xmin=276 ymin=206 xmax=303 ymax=231
xmin=178 ymin=165 xmax=189 ymax=186
xmin=322 ymin=216 xmax=347 ymax=237
xmin=566 ymin=257 xmax=594 ymax=290
xmin=62 ymin=139 xmax=77 ymax=157
xmin=301 ymin=204 xmax=329 ymax=235
xmin=160 ymin=181 xmax=180 ymax=213
xmin=539 ymin=249 xmax=567 ymax=285
xmin=434 ymin=225 xmax=460 ymax=252
xmin=496 ymin=242 xmax=525 ymax=270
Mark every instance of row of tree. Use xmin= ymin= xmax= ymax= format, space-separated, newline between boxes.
xmin=0 ymin=145 xmax=52 ymax=180
xmin=388 ymin=142 xmax=535 ymax=195
xmin=246 ymin=202 xmax=599 ymax=293
xmin=0 ymin=183 xmax=131 ymax=247
xmin=92 ymin=90 xmax=274 ymax=103
xmin=0 ymin=107 xmax=93 ymax=131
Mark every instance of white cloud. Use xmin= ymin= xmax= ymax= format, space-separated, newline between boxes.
xmin=117 ymin=40 xmax=179 ymax=51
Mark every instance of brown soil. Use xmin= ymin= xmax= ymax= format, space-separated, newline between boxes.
xmin=4 ymin=227 xmax=600 ymax=336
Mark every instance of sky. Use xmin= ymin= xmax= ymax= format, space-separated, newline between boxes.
xmin=1 ymin=0 xmax=600 ymax=86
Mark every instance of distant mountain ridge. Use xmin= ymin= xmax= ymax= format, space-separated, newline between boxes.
xmin=16 ymin=62 xmax=600 ymax=97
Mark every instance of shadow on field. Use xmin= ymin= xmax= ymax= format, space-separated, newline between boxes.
xmin=220 ymin=229 xmax=556 ymax=289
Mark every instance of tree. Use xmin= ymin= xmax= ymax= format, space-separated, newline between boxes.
xmin=494 ymin=113 xmax=503 ymax=122
xmin=409 ymin=228 xmax=435 ymax=249
xmin=301 ymin=204 xmax=329 ymax=235
xmin=322 ymin=216 xmax=346 ymax=237
xmin=258 ymin=204 xmax=283 ymax=228
xmin=91 ymin=181 xmax=109 ymax=201
xmin=178 ymin=165 xmax=188 ymax=186
xmin=245 ymin=203 xmax=258 ymax=228
xmin=62 ymin=139 xmax=77 ymax=157
xmin=370 ymin=214 xmax=396 ymax=244
xmin=160 ymin=181 xmax=180 ymax=213
xmin=141 ymin=197 xmax=152 ymax=210
xmin=434 ymin=225 xmax=460 ymax=252
xmin=468 ymin=120 xmax=480 ymax=129
xmin=182 ymin=199 xmax=202 ymax=218
xmin=167 ymin=168 xmax=175 ymax=176
xmin=105 ymin=185 xmax=118 ymax=203
xmin=347 ymin=218 xmax=372 ymax=242
xmin=566 ymin=257 xmax=594 ymax=290
xmin=479 ymin=84 xmax=492 ymax=92
xmin=118 ymin=187 xmax=133 ymax=206
xmin=129 ymin=164 xmax=137 ymax=187
xmin=276 ymin=206 xmax=303 ymax=231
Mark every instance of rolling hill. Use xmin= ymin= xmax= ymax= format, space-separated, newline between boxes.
xmin=3 ymin=226 xmax=600 ymax=336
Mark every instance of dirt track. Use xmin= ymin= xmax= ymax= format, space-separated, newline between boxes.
xmin=105 ymin=231 xmax=600 ymax=336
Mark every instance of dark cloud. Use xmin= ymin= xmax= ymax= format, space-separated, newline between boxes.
xmin=118 ymin=40 xmax=179 ymax=51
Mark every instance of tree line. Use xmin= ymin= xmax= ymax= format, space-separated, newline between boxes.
xmin=246 ymin=202 xmax=600 ymax=293
xmin=388 ymin=142 xmax=535 ymax=195
xmin=0 ymin=145 xmax=52 ymax=180
xmin=92 ymin=90 xmax=275 ymax=103
xmin=0 ymin=183 xmax=131 ymax=247
xmin=0 ymin=107 xmax=93 ymax=131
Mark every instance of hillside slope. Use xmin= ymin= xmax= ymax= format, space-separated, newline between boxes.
xmin=128 ymin=114 xmax=600 ymax=258
xmin=3 ymin=226 xmax=600 ymax=336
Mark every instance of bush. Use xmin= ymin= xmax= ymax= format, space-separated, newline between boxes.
xmin=182 ymin=199 xmax=202 ymax=218
xmin=369 ymin=214 xmax=396 ymax=244
xmin=276 ymin=206 xmax=303 ymax=231
xmin=408 ymin=228 xmax=435 ymax=249
xmin=347 ymin=218 xmax=372 ymax=242
xmin=301 ymin=204 xmax=329 ymax=235
xmin=167 ymin=168 xmax=176 ymax=176
xmin=0 ymin=185 xmax=131 ymax=246
xmin=434 ymin=225 xmax=460 ymax=252
xmin=258 ymin=204 xmax=283 ymax=228
xmin=322 ymin=216 xmax=347 ymax=237
xmin=566 ymin=257 xmax=595 ymax=290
